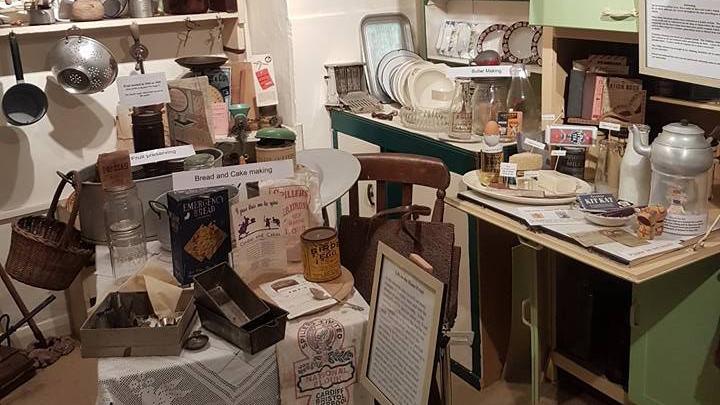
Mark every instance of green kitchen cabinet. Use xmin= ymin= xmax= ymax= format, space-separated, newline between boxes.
xmin=629 ymin=258 xmax=720 ymax=405
xmin=529 ymin=0 xmax=638 ymax=33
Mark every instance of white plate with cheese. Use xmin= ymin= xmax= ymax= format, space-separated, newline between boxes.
xmin=462 ymin=170 xmax=592 ymax=205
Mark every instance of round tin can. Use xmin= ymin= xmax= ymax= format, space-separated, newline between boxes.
xmin=301 ymin=226 xmax=341 ymax=282
xmin=255 ymin=142 xmax=296 ymax=164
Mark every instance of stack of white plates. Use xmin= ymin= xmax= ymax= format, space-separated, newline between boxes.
xmin=376 ymin=50 xmax=455 ymax=110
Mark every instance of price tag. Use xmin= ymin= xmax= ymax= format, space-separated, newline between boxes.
xmin=551 ymin=149 xmax=567 ymax=157
xmin=524 ymin=138 xmax=546 ymax=150
xmin=541 ymin=114 xmax=556 ymax=121
xmin=524 ymin=170 xmax=540 ymax=178
xmin=117 ymin=72 xmax=171 ymax=107
xmin=130 ymin=145 xmax=195 ymax=167
xmin=499 ymin=162 xmax=518 ymax=178
xmin=599 ymin=121 xmax=622 ymax=132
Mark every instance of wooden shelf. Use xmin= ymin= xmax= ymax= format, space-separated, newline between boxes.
xmin=649 ymin=96 xmax=720 ymax=112
xmin=0 ymin=12 xmax=242 ymax=37
xmin=551 ymin=351 xmax=628 ymax=404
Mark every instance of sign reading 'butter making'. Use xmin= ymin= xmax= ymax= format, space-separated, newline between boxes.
xmin=172 ymin=160 xmax=294 ymax=191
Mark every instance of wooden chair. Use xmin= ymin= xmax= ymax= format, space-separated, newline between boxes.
xmin=348 ymin=153 xmax=451 ymax=223
xmin=343 ymin=153 xmax=457 ymax=405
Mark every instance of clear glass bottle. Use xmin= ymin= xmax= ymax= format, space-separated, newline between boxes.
xmin=448 ymin=78 xmax=473 ymax=139
xmin=479 ymin=136 xmax=504 ymax=186
xmin=104 ymin=184 xmax=147 ymax=281
xmin=506 ymin=64 xmax=541 ymax=148
xmin=471 ymin=80 xmax=507 ymax=136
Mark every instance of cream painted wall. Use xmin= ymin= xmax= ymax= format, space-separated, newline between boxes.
xmin=0 ymin=20 xmax=237 ymax=346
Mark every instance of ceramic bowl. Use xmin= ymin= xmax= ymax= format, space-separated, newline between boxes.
xmin=408 ymin=64 xmax=454 ymax=110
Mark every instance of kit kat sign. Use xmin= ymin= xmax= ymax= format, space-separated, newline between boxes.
xmin=294 ymin=318 xmax=357 ymax=405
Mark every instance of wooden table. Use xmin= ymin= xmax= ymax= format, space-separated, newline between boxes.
xmin=447 ymin=196 xmax=720 ymax=405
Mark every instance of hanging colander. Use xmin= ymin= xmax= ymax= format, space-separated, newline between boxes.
xmin=48 ymin=26 xmax=118 ymax=95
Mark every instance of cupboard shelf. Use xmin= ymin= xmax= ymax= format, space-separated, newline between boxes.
xmin=649 ymin=96 xmax=720 ymax=113
xmin=0 ymin=12 xmax=242 ymax=37
xmin=551 ymin=351 xmax=627 ymax=404
xmin=428 ymin=55 xmax=543 ymax=75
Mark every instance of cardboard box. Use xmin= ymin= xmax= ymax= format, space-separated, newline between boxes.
xmin=168 ymin=188 xmax=232 ymax=285
xmin=80 ymin=291 xmax=196 ymax=358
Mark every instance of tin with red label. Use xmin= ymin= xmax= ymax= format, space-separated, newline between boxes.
xmin=301 ymin=227 xmax=341 ymax=282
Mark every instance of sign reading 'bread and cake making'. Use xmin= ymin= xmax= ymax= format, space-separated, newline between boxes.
xmin=172 ymin=160 xmax=294 ymax=191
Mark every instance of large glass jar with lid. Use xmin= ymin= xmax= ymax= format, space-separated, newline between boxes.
xmin=471 ymin=79 xmax=507 ymax=136
xmin=104 ymin=183 xmax=147 ymax=281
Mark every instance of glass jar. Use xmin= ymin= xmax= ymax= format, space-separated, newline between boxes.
xmin=594 ymin=138 xmax=625 ymax=196
xmin=448 ymin=78 xmax=473 ymax=139
xmin=132 ymin=110 xmax=165 ymax=153
xmin=479 ymin=143 xmax=503 ymax=186
xmin=471 ymin=80 xmax=507 ymax=136
xmin=104 ymin=184 xmax=147 ymax=281
xmin=507 ymin=64 xmax=541 ymax=148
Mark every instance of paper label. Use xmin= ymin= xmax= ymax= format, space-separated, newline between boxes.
xmin=172 ymin=160 xmax=294 ymax=191
xmin=664 ymin=213 xmax=707 ymax=236
xmin=524 ymin=138 xmax=546 ymax=150
xmin=211 ymin=102 xmax=229 ymax=138
xmin=117 ymin=72 xmax=171 ymax=107
xmin=431 ymin=89 xmax=453 ymax=101
xmin=250 ymin=54 xmax=279 ymax=107
xmin=541 ymin=114 xmax=557 ymax=121
xmin=129 ymin=145 xmax=195 ymax=167
xmin=524 ymin=170 xmax=540 ymax=178
xmin=446 ymin=65 xmax=513 ymax=79
xmin=97 ymin=150 xmax=132 ymax=190
xmin=600 ymin=229 xmax=649 ymax=247
xmin=599 ymin=121 xmax=622 ymax=132
xmin=500 ymin=162 xmax=518 ymax=178
xmin=551 ymin=149 xmax=567 ymax=157
xmin=481 ymin=144 xmax=503 ymax=153
xmin=546 ymin=125 xmax=596 ymax=147
xmin=231 ymin=195 xmax=287 ymax=277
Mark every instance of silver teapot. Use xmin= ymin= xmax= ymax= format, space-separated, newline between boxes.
xmin=633 ymin=119 xmax=714 ymax=236
xmin=633 ymin=119 xmax=713 ymax=177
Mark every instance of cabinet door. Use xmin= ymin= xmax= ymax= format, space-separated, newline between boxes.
xmin=529 ymin=0 xmax=638 ymax=33
xmin=629 ymin=261 xmax=720 ymax=405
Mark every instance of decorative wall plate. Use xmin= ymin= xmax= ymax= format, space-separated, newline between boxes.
xmin=502 ymin=21 xmax=542 ymax=64
xmin=475 ymin=24 xmax=509 ymax=56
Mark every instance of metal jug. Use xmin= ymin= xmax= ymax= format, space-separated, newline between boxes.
xmin=633 ymin=120 xmax=714 ymax=235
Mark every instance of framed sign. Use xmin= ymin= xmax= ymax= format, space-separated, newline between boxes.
xmin=639 ymin=0 xmax=720 ymax=88
xmin=359 ymin=242 xmax=445 ymax=405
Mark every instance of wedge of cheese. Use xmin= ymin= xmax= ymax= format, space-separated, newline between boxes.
xmin=537 ymin=171 xmax=577 ymax=195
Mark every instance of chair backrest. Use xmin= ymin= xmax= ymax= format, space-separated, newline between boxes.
xmin=348 ymin=153 xmax=451 ymax=222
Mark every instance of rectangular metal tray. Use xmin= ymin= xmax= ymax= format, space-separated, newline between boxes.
xmin=360 ymin=13 xmax=415 ymax=103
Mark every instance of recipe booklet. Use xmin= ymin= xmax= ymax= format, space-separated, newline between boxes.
xmin=259 ymin=274 xmax=335 ymax=319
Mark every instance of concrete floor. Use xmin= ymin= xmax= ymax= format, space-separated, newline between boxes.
xmin=4 ymin=348 xmax=611 ymax=405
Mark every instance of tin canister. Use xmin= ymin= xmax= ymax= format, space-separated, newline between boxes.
xmin=301 ymin=227 xmax=341 ymax=282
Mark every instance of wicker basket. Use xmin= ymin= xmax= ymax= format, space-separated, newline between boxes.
xmin=5 ymin=171 xmax=94 ymax=291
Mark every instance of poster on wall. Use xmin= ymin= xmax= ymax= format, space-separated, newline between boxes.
xmin=359 ymin=243 xmax=445 ymax=405
xmin=640 ymin=0 xmax=720 ymax=87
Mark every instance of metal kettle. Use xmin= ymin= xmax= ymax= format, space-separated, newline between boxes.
xmin=633 ymin=119 xmax=713 ymax=177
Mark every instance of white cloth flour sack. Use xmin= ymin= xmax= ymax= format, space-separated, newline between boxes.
xmin=276 ymin=292 xmax=372 ymax=405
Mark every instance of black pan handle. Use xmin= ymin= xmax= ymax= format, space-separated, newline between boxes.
xmin=8 ymin=32 xmax=24 ymax=83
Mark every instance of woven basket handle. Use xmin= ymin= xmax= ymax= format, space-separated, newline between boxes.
xmin=50 ymin=171 xmax=82 ymax=248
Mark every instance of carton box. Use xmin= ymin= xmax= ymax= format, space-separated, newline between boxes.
xmin=167 ymin=187 xmax=232 ymax=285
xmin=80 ymin=291 xmax=196 ymax=358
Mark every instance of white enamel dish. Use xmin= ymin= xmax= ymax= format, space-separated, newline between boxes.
xmin=408 ymin=63 xmax=454 ymax=110
xmin=462 ymin=169 xmax=592 ymax=205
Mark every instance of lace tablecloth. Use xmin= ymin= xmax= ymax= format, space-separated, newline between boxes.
xmin=96 ymin=293 xmax=371 ymax=405
xmin=96 ymin=326 xmax=279 ymax=405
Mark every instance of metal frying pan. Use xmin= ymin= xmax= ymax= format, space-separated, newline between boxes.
xmin=2 ymin=32 xmax=48 ymax=126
